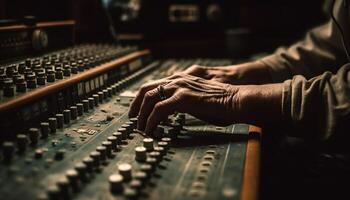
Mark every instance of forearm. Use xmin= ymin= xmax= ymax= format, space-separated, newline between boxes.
xmin=281 ymin=64 xmax=350 ymax=141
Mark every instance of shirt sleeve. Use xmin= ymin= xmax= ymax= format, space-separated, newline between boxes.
xmin=281 ymin=63 xmax=350 ymax=142
xmin=260 ymin=0 xmax=348 ymax=83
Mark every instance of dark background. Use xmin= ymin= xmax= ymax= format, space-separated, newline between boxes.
xmin=0 ymin=0 xmax=327 ymax=58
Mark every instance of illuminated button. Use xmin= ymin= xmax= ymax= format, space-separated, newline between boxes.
xmin=76 ymin=103 xmax=83 ymax=116
xmin=63 ymin=109 xmax=71 ymax=124
xmin=135 ymin=146 xmax=147 ymax=162
xmin=40 ymin=122 xmax=50 ymax=138
xmin=102 ymin=141 xmax=112 ymax=157
xmin=2 ymin=142 xmax=15 ymax=162
xmin=70 ymin=106 xmax=78 ymax=120
xmin=109 ymin=174 xmax=123 ymax=193
xmin=107 ymin=136 xmax=118 ymax=150
xmin=118 ymin=163 xmax=132 ymax=181
xmin=16 ymin=134 xmax=28 ymax=154
xmin=143 ymin=138 xmax=154 ymax=151
xmin=28 ymin=128 xmax=40 ymax=145
xmin=96 ymin=146 xmax=107 ymax=161
xmin=48 ymin=118 xmax=57 ymax=133
xmin=55 ymin=114 xmax=64 ymax=128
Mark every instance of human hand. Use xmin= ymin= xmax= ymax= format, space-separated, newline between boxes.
xmin=129 ymin=73 xmax=283 ymax=136
xmin=183 ymin=60 xmax=273 ymax=85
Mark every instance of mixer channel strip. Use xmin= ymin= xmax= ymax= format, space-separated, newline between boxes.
xmin=0 ymin=49 xmax=261 ymax=200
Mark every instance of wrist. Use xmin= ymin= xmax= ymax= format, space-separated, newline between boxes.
xmin=234 ymin=83 xmax=283 ymax=126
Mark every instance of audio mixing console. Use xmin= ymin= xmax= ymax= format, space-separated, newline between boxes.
xmin=0 ymin=44 xmax=261 ymax=200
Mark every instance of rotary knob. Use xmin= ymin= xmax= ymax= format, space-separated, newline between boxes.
xmin=118 ymin=163 xmax=132 ymax=181
xmin=135 ymin=146 xmax=147 ymax=162
xmin=109 ymin=174 xmax=124 ymax=193
xmin=143 ymin=138 xmax=154 ymax=151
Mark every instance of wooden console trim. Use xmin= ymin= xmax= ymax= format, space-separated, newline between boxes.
xmin=0 ymin=50 xmax=150 ymax=113
xmin=241 ymin=125 xmax=262 ymax=200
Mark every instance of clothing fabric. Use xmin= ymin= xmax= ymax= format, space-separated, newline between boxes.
xmin=260 ymin=0 xmax=350 ymax=142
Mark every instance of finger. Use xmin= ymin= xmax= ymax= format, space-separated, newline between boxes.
xmin=144 ymin=95 xmax=180 ymax=135
xmin=129 ymin=79 xmax=166 ymax=117
xmin=137 ymin=84 xmax=175 ymax=131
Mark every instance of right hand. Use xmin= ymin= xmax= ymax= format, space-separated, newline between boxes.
xmin=182 ymin=60 xmax=273 ymax=85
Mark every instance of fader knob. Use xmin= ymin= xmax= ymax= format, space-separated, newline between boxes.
xmin=82 ymin=100 xmax=89 ymax=112
xmin=66 ymin=169 xmax=79 ymax=191
xmin=76 ymin=103 xmax=83 ymax=116
xmin=3 ymin=80 xmax=15 ymax=97
xmin=135 ymin=146 xmax=147 ymax=162
xmin=16 ymin=134 xmax=28 ymax=154
xmin=107 ymin=136 xmax=118 ymax=151
xmin=102 ymin=141 xmax=113 ymax=157
xmin=118 ymin=163 xmax=132 ymax=181
xmin=90 ymin=151 xmax=101 ymax=167
xmin=48 ymin=117 xmax=57 ymax=133
xmin=70 ymin=106 xmax=78 ymax=120
xmin=109 ymin=174 xmax=124 ymax=193
xmin=40 ymin=122 xmax=50 ymax=138
xmin=96 ymin=146 xmax=107 ymax=161
xmin=143 ymin=138 xmax=154 ymax=151
xmin=74 ymin=162 xmax=87 ymax=181
xmin=63 ymin=110 xmax=71 ymax=124
xmin=56 ymin=114 xmax=64 ymax=128
xmin=88 ymin=97 xmax=94 ymax=109
xmin=29 ymin=128 xmax=40 ymax=145
xmin=2 ymin=142 xmax=15 ymax=162
xmin=26 ymin=74 xmax=37 ymax=89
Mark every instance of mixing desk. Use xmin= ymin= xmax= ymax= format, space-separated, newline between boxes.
xmin=0 ymin=44 xmax=261 ymax=200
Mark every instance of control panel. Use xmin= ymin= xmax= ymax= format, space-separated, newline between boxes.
xmin=0 ymin=44 xmax=260 ymax=200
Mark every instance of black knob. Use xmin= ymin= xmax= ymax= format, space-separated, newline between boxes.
xmin=16 ymin=134 xmax=28 ymax=154
xmin=48 ymin=117 xmax=57 ymax=133
xmin=46 ymin=70 xmax=55 ymax=82
xmin=56 ymin=114 xmax=64 ymax=128
xmin=16 ymin=76 xmax=26 ymax=93
xmin=3 ymin=79 xmax=15 ymax=97
xmin=40 ymin=122 xmax=50 ymax=138
xmin=2 ymin=142 xmax=15 ymax=162
xmin=63 ymin=110 xmax=71 ymax=124
xmin=70 ymin=106 xmax=78 ymax=120
xmin=37 ymin=72 xmax=46 ymax=85
xmin=28 ymin=128 xmax=40 ymax=145
xmin=26 ymin=74 xmax=37 ymax=89
xmin=76 ymin=103 xmax=83 ymax=116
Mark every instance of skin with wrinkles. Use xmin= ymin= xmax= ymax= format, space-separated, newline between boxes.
xmin=129 ymin=62 xmax=283 ymax=136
